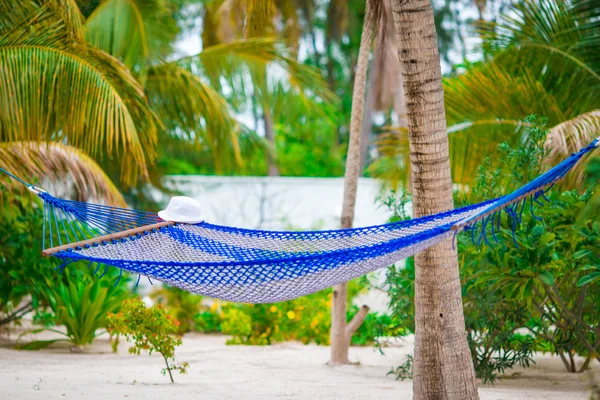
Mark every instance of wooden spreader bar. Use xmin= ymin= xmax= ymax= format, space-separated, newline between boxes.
xmin=42 ymin=221 xmax=175 ymax=256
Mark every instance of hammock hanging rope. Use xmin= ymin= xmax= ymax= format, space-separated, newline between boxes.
xmin=2 ymin=138 xmax=598 ymax=303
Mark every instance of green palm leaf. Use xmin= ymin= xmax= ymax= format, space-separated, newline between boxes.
xmin=146 ymin=62 xmax=242 ymax=171
xmin=85 ymin=0 xmax=179 ymax=83
xmin=479 ymin=0 xmax=599 ymax=114
xmin=0 ymin=0 xmax=85 ymax=42
xmin=189 ymin=38 xmax=337 ymax=109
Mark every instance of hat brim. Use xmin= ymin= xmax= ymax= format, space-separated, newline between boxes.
xmin=158 ymin=210 xmax=205 ymax=224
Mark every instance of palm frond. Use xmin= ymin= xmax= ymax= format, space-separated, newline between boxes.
xmin=55 ymin=0 xmax=86 ymax=41
xmin=0 ymin=1 xmax=69 ymax=47
xmin=193 ymin=38 xmax=337 ymax=115
xmin=0 ymin=45 xmax=156 ymax=185
xmin=0 ymin=0 xmax=84 ymax=41
xmin=545 ymin=110 xmax=600 ymax=187
xmin=444 ymin=63 xmax=566 ymax=124
xmin=0 ymin=141 xmax=126 ymax=206
xmin=367 ymin=128 xmax=410 ymax=191
xmin=85 ymin=0 xmax=179 ymax=83
xmin=441 ymin=63 xmax=565 ymax=185
xmin=0 ymin=4 xmax=158 ymax=186
xmin=145 ymin=62 xmax=242 ymax=171
xmin=546 ymin=110 xmax=600 ymax=156
xmin=479 ymin=0 xmax=600 ymax=114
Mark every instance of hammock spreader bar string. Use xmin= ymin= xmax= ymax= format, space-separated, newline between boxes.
xmin=0 ymin=138 xmax=598 ymax=303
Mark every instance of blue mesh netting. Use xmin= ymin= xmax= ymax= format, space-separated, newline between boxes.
xmin=36 ymin=138 xmax=598 ymax=303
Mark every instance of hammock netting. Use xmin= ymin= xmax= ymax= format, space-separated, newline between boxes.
xmin=5 ymin=138 xmax=600 ymax=303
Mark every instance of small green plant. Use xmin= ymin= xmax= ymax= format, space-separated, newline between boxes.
xmin=107 ymin=298 xmax=188 ymax=383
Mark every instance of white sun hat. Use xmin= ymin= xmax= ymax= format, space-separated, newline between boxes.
xmin=158 ymin=196 xmax=205 ymax=224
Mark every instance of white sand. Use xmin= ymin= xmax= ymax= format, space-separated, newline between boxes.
xmin=0 ymin=332 xmax=597 ymax=400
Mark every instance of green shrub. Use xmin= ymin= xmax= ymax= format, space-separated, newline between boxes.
xmin=206 ymin=279 xmax=381 ymax=346
xmin=2 ymin=195 xmax=134 ymax=350
xmin=150 ymin=286 xmax=205 ymax=334
xmin=194 ymin=308 xmax=222 ymax=333
xmin=0 ymin=197 xmax=59 ymax=329
xmin=107 ymin=297 xmax=188 ymax=383
xmin=18 ymin=268 xmax=129 ymax=352
xmin=219 ymin=290 xmax=333 ymax=345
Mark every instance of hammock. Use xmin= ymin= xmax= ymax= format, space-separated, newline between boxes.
xmin=2 ymin=138 xmax=598 ymax=303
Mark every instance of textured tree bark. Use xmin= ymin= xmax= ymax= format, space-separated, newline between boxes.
xmin=390 ymin=1 xmax=479 ymax=399
xmin=263 ymin=107 xmax=279 ymax=177
xmin=394 ymin=74 xmax=408 ymax=128
xmin=329 ymin=0 xmax=376 ymax=367
xmin=330 ymin=281 xmax=370 ymax=365
xmin=359 ymin=65 xmax=375 ymax=172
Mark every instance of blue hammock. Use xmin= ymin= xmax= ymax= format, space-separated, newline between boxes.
xmin=2 ymin=138 xmax=598 ymax=303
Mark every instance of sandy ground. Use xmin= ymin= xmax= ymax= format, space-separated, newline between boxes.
xmin=1 ymin=332 xmax=598 ymax=400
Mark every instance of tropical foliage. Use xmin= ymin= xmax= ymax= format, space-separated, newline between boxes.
xmin=0 ymin=199 xmax=59 ymax=328
xmin=1 ymin=0 xmax=599 ymax=388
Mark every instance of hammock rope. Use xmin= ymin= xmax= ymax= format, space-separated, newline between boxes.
xmin=1 ymin=138 xmax=598 ymax=303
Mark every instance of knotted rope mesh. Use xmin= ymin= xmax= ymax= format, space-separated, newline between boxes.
xmin=13 ymin=138 xmax=600 ymax=303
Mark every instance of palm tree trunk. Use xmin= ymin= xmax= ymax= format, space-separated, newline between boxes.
xmin=390 ymin=1 xmax=479 ymax=399
xmin=359 ymin=61 xmax=375 ymax=172
xmin=394 ymin=73 xmax=408 ymax=128
xmin=329 ymin=0 xmax=376 ymax=366
xmin=263 ymin=107 xmax=279 ymax=176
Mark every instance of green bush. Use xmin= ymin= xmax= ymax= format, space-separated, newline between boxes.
xmin=108 ymin=297 xmax=188 ymax=383
xmin=1 ymin=195 xmax=132 ymax=349
xmin=219 ymin=290 xmax=334 ymax=345
xmin=195 ymin=308 xmax=222 ymax=333
xmin=193 ymin=279 xmax=382 ymax=346
xmin=19 ymin=268 xmax=130 ymax=351
xmin=0 ymin=197 xmax=59 ymax=329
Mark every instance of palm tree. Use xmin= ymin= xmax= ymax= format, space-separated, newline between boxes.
xmin=447 ymin=0 xmax=600 ymax=187
xmin=374 ymin=0 xmax=600 ymax=194
xmin=391 ymin=0 xmax=479 ymax=399
xmin=0 ymin=0 xmax=155 ymax=205
xmin=328 ymin=0 xmax=378 ymax=366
